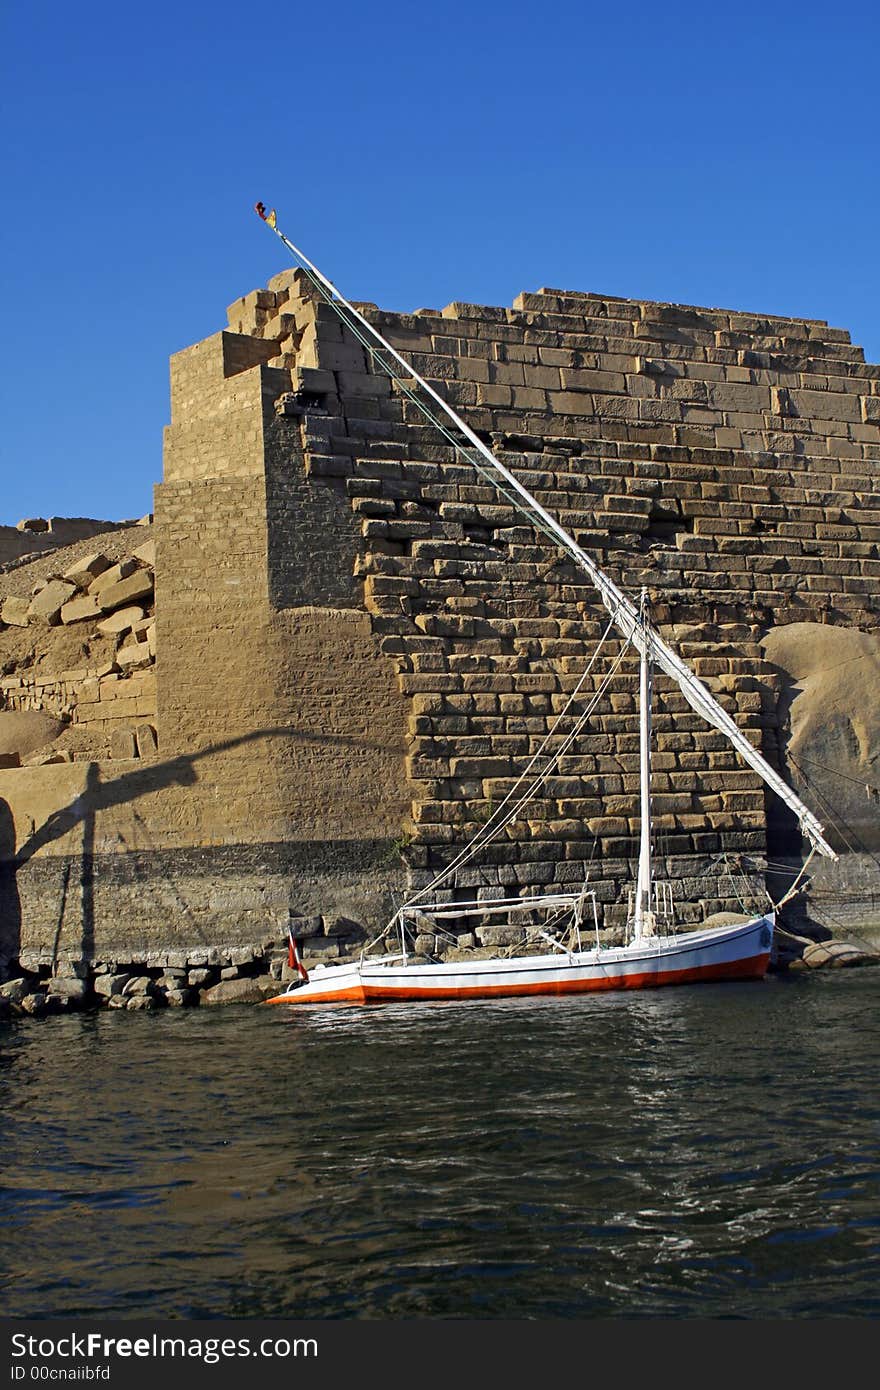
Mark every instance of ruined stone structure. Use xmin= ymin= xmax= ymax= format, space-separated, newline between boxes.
xmin=1 ymin=266 xmax=879 ymax=977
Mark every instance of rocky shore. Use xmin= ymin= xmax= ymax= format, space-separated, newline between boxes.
xmin=1 ymin=915 xmax=877 ymax=1021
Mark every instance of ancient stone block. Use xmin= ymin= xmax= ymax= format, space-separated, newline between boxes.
xmin=135 ymin=724 xmax=158 ymax=757
xmin=109 ymin=727 xmax=137 ymax=759
xmin=132 ymin=539 xmax=156 ymax=567
xmin=1 ymin=595 xmax=30 ymax=626
xmin=97 ymin=571 xmax=155 ymax=612
xmin=200 ymin=977 xmax=279 ymax=1006
xmin=60 ymin=595 xmax=102 ymax=624
xmin=97 ymin=605 xmax=144 ymax=636
xmin=116 ymin=638 xmax=152 ymax=668
xmin=27 ymin=579 xmax=76 ymax=624
xmin=63 ymin=552 xmax=111 ymax=583
xmin=88 ymin=559 xmax=138 ymax=595
xmin=94 ymin=973 xmax=134 ymax=998
xmin=45 ymin=976 xmax=87 ymax=1003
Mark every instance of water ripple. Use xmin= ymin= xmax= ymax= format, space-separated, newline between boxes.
xmin=0 ymin=971 xmax=878 ymax=1317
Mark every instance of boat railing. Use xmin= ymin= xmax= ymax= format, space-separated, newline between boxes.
xmin=400 ymin=892 xmax=588 ymax=921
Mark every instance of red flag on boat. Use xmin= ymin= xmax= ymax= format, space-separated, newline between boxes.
xmin=288 ymin=927 xmax=309 ymax=982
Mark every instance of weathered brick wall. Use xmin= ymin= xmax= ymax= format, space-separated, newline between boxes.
xmin=222 ymin=268 xmax=877 ymax=928
xmin=3 ymin=267 xmax=878 ymax=969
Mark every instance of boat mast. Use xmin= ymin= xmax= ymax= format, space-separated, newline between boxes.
xmin=254 ymin=205 xmax=838 ymax=862
xmin=633 ymin=590 xmax=655 ymax=941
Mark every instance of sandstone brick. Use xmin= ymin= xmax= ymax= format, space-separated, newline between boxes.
xmin=88 ymin=559 xmax=138 ymax=595
xmin=97 ymin=605 xmax=144 ymax=636
xmin=109 ymin=727 xmax=137 ymax=759
xmin=27 ymin=579 xmax=76 ymax=623
xmin=63 ymin=551 xmax=112 ymax=583
xmin=135 ymin=724 xmax=158 ymax=757
xmin=60 ymin=594 xmax=102 ymax=624
xmin=97 ymin=571 xmax=155 ymax=613
xmin=116 ymin=638 xmax=152 ymax=668
xmin=2 ymin=595 xmax=30 ymax=626
xmin=132 ymin=539 xmax=156 ymax=567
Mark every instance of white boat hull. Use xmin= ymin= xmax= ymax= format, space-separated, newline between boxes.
xmin=267 ymin=913 xmax=774 ymax=1006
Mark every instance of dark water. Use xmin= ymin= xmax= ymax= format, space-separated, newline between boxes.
xmin=1 ymin=970 xmax=878 ymax=1319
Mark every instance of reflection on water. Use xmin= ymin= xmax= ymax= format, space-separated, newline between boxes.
xmin=1 ymin=972 xmax=878 ymax=1318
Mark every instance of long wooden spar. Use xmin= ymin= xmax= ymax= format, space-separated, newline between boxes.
xmin=254 ymin=203 xmax=837 ymax=862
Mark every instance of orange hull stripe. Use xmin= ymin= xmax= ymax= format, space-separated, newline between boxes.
xmin=268 ymin=952 xmax=769 ymax=1006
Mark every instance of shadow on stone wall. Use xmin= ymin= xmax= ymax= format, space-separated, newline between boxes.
xmin=3 ymin=723 xmax=404 ymax=978
xmin=0 ymin=797 xmax=20 ymax=975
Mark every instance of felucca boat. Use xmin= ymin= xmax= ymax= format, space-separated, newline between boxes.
xmin=252 ymin=206 xmax=838 ymax=1007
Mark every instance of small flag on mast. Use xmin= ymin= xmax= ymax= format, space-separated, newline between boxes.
xmin=254 ymin=202 xmax=277 ymax=229
xmin=288 ymin=926 xmax=309 ymax=982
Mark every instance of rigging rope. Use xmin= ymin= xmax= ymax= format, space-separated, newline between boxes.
xmin=254 ymin=203 xmax=838 ymax=864
xmin=401 ymin=619 xmax=631 ymax=905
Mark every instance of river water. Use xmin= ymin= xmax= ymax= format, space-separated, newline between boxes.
xmin=1 ymin=970 xmax=878 ymax=1320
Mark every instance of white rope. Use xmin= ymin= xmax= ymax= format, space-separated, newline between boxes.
xmin=401 ymin=624 xmax=632 ymax=906
xmin=255 ymin=208 xmax=837 ymax=863
xmin=771 ymin=846 xmax=817 ymax=912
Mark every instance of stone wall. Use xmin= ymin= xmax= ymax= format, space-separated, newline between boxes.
xmin=236 ymin=268 xmax=879 ymax=929
xmin=1 ymin=267 xmax=878 ymax=971
xmin=0 ymin=517 xmax=133 ymax=567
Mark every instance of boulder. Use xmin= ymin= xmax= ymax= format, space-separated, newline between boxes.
xmin=109 ymin=728 xmax=137 ymax=760
xmin=0 ymin=978 xmax=31 ymax=1003
xmin=164 ymin=988 xmax=196 ymax=1007
xmin=88 ymin=560 xmax=138 ymax=596
xmin=93 ymin=973 xmax=133 ymax=998
xmin=96 ymin=605 xmax=144 ymax=636
xmin=132 ymin=540 xmax=156 ymax=566
xmin=135 ymin=725 xmax=158 ymax=757
xmin=799 ymin=940 xmax=879 ymax=970
xmin=27 ymin=579 xmax=76 ymax=624
xmin=20 ymin=993 xmax=49 ymax=1016
xmin=116 ymin=638 xmax=152 ymax=668
xmin=21 ymin=991 xmax=66 ymax=1016
xmin=157 ymin=969 xmax=187 ymax=987
xmin=46 ymin=977 xmax=88 ymax=1004
xmin=122 ymin=975 xmax=156 ymax=997
xmin=60 ymin=595 xmax=102 ymax=625
xmin=126 ymin=995 xmax=159 ymax=1011
xmin=477 ymin=925 xmax=525 ymax=946
xmin=0 ymin=709 xmax=66 ymax=760
xmin=228 ymin=946 xmax=257 ymax=966
xmin=187 ymin=968 xmax=212 ymax=986
xmin=200 ymin=977 xmax=279 ymax=1007
xmin=97 ymin=571 xmax=154 ymax=613
xmin=63 ymin=553 xmax=111 ymax=584
xmin=287 ymin=915 xmax=323 ymax=939
xmin=1 ymin=595 xmax=30 ymax=627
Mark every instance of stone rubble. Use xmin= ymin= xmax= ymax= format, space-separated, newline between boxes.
xmin=3 ymin=265 xmax=879 ymax=986
xmin=0 ymin=527 xmax=157 ymax=764
xmin=0 ymin=907 xmax=875 ymax=1021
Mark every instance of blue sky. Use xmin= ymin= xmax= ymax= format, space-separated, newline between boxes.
xmin=1 ymin=0 xmax=877 ymax=525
